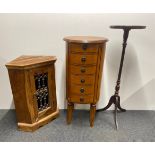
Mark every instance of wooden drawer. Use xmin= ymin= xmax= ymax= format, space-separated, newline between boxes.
xmin=70 ymin=95 xmax=94 ymax=104
xmin=70 ymin=85 xmax=94 ymax=95
xmin=69 ymin=43 xmax=99 ymax=53
xmin=70 ymin=65 xmax=96 ymax=75
xmin=70 ymin=74 xmax=95 ymax=85
xmin=69 ymin=53 xmax=98 ymax=65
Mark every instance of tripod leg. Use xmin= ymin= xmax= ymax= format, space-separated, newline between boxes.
xmin=117 ymin=96 xmax=126 ymax=112
xmin=97 ymin=95 xmax=114 ymax=112
xmin=114 ymin=96 xmax=119 ymax=130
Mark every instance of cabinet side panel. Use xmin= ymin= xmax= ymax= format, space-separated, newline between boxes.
xmin=94 ymin=43 xmax=106 ymax=102
xmin=66 ymin=42 xmax=70 ymax=102
xmin=48 ymin=63 xmax=57 ymax=112
xmin=7 ymin=69 xmax=32 ymax=123
xmin=24 ymin=70 xmax=38 ymax=123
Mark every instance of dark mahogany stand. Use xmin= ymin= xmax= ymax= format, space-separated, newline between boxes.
xmin=97 ymin=25 xmax=146 ymax=129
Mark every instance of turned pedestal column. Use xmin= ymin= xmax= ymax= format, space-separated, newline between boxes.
xmin=97 ymin=25 xmax=146 ymax=129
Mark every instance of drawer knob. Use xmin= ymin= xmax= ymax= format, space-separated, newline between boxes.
xmin=80 ymin=88 xmax=85 ymax=93
xmin=81 ymin=68 xmax=86 ymax=73
xmin=82 ymin=44 xmax=87 ymax=50
xmin=80 ymin=97 xmax=84 ymax=102
xmin=81 ymin=57 xmax=86 ymax=62
xmin=81 ymin=79 xmax=85 ymax=83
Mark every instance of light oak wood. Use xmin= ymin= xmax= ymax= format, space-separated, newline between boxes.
xmin=90 ymin=104 xmax=96 ymax=127
xmin=67 ymin=103 xmax=74 ymax=124
xmin=6 ymin=55 xmax=57 ymax=69
xmin=64 ymin=36 xmax=108 ymax=127
xmin=70 ymin=74 xmax=95 ymax=85
xmin=70 ymin=65 xmax=96 ymax=75
xmin=69 ymin=43 xmax=99 ymax=53
xmin=6 ymin=55 xmax=59 ymax=132
xmin=69 ymin=95 xmax=94 ymax=104
xmin=70 ymin=85 xmax=94 ymax=95
xmin=69 ymin=53 xmax=98 ymax=65
xmin=64 ymin=36 xmax=108 ymax=43
xmin=18 ymin=108 xmax=59 ymax=132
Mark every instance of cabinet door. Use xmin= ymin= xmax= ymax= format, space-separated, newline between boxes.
xmin=29 ymin=64 xmax=57 ymax=120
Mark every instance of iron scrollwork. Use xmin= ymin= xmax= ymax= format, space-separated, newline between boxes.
xmin=34 ymin=73 xmax=49 ymax=111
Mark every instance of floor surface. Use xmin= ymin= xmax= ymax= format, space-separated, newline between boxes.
xmin=0 ymin=110 xmax=155 ymax=142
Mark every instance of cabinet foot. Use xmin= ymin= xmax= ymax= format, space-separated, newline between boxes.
xmin=90 ymin=104 xmax=96 ymax=127
xmin=67 ymin=102 xmax=74 ymax=124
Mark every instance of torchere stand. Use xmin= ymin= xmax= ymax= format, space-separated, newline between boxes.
xmin=97 ymin=25 xmax=146 ymax=129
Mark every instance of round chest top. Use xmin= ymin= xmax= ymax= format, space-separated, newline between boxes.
xmin=110 ymin=25 xmax=146 ymax=30
xmin=63 ymin=36 xmax=108 ymax=43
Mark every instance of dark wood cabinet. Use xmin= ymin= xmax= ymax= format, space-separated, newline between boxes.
xmin=64 ymin=36 xmax=108 ymax=127
xmin=6 ymin=55 xmax=59 ymax=132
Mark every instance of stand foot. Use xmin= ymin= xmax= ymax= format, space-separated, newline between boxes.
xmin=114 ymin=97 xmax=118 ymax=130
xmin=96 ymin=96 xmax=113 ymax=112
xmin=97 ymin=95 xmax=126 ymax=130
xmin=117 ymin=96 xmax=126 ymax=112
xmin=97 ymin=95 xmax=126 ymax=112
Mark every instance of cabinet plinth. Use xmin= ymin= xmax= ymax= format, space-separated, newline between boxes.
xmin=64 ymin=36 xmax=108 ymax=127
xmin=6 ymin=55 xmax=59 ymax=132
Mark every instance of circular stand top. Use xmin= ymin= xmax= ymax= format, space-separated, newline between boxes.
xmin=63 ymin=36 xmax=108 ymax=43
xmin=110 ymin=25 xmax=146 ymax=30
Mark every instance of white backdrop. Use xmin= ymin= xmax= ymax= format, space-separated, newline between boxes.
xmin=0 ymin=13 xmax=155 ymax=110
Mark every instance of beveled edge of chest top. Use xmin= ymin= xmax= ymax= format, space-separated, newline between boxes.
xmin=63 ymin=36 xmax=108 ymax=43
xmin=5 ymin=55 xmax=57 ymax=70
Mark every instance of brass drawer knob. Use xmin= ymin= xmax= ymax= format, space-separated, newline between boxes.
xmin=81 ymin=68 xmax=86 ymax=73
xmin=80 ymin=97 xmax=84 ymax=102
xmin=81 ymin=79 xmax=85 ymax=83
xmin=81 ymin=57 xmax=86 ymax=62
xmin=80 ymin=88 xmax=85 ymax=93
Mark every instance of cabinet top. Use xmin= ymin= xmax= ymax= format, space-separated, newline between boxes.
xmin=6 ymin=55 xmax=57 ymax=69
xmin=63 ymin=36 xmax=108 ymax=43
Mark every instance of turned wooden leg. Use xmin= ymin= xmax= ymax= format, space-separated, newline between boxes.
xmin=67 ymin=102 xmax=74 ymax=124
xmin=90 ymin=104 xmax=96 ymax=127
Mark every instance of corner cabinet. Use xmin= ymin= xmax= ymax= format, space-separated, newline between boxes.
xmin=6 ymin=55 xmax=59 ymax=132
